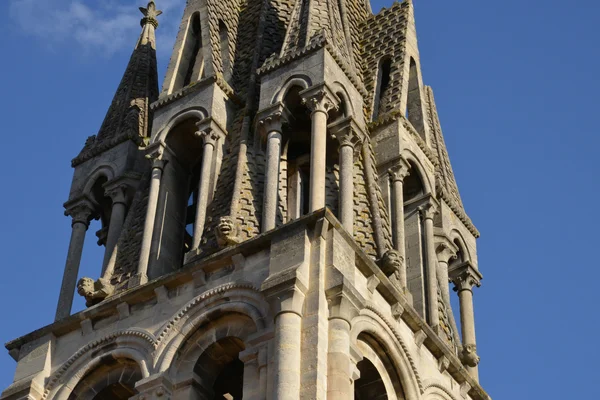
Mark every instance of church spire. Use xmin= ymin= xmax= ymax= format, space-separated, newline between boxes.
xmin=72 ymin=1 xmax=161 ymax=166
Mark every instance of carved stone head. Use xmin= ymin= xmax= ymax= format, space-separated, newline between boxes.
xmin=379 ymin=249 xmax=404 ymax=278
xmin=77 ymin=277 xmax=95 ymax=297
xmin=215 ymin=216 xmax=241 ymax=248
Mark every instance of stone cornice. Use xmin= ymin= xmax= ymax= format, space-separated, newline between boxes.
xmin=71 ymin=133 xmax=137 ymax=168
xmin=257 ymin=34 xmax=369 ymax=99
xmin=150 ymin=75 xmax=244 ymax=112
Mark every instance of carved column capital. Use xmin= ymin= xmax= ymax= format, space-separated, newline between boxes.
xmin=418 ymin=196 xmax=439 ymax=221
xmin=257 ymin=102 xmax=291 ymax=135
xmin=195 ymin=117 xmax=226 ymax=147
xmin=450 ymin=261 xmax=482 ymax=293
xmin=328 ymin=117 xmax=365 ymax=151
xmin=436 ymin=241 xmax=458 ymax=264
xmin=388 ymin=157 xmax=411 ymax=182
xmin=300 ymin=84 xmax=340 ymax=116
xmin=64 ymin=199 xmax=96 ymax=227
xmin=104 ymin=184 xmax=129 ymax=205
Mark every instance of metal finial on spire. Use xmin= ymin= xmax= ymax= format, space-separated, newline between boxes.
xmin=139 ymin=1 xmax=162 ymax=28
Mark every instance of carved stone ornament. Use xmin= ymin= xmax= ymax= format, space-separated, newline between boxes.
xmin=418 ymin=200 xmax=438 ymax=221
xmin=328 ymin=117 xmax=365 ymax=151
xmin=378 ymin=249 xmax=404 ymax=282
xmin=215 ymin=216 xmax=242 ymax=248
xmin=450 ymin=262 xmax=482 ymax=293
xmin=257 ymin=103 xmax=290 ymax=136
xmin=139 ymin=1 xmax=162 ymax=28
xmin=64 ymin=202 xmax=96 ymax=227
xmin=77 ymin=277 xmax=115 ymax=307
xmin=461 ymin=344 xmax=480 ymax=367
xmin=300 ymin=85 xmax=340 ymax=115
xmin=195 ymin=129 xmax=220 ymax=147
xmin=388 ymin=157 xmax=410 ymax=182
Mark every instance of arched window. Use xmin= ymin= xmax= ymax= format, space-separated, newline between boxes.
xmin=67 ymin=357 xmax=142 ymax=399
xmin=219 ymin=20 xmax=231 ymax=83
xmin=406 ymin=57 xmax=425 ymax=137
xmin=373 ymin=57 xmax=392 ymax=120
xmin=175 ymin=12 xmax=204 ymax=90
xmin=355 ymin=334 xmax=406 ymax=400
xmin=281 ymin=86 xmax=340 ymax=221
xmin=192 ymin=337 xmax=245 ymax=399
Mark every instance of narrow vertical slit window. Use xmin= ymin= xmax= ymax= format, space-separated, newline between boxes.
xmin=175 ymin=12 xmax=202 ymax=90
xmin=219 ymin=21 xmax=231 ymax=83
xmin=407 ymin=57 xmax=425 ymax=136
xmin=372 ymin=57 xmax=392 ymax=120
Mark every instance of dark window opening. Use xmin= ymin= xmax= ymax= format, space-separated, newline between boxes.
xmin=373 ymin=57 xmax=392 ymax=120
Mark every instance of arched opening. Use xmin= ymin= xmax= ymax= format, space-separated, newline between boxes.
xmin=67 ymin=357 xmax=141 ymax=400
xmin=355 ymin=358 xmax=388 ymax=400
xmin=406 ymin=57 xmax=425 ymax=137
xmin=282 ymin=86 xmax=339 ymax=221
xmin=192 ymin=337 xmax=245 ymax=399
xmin=402 ymin=162 xmax=427 ymax=317
xmin=355 ymin=333 xmax=406 ymax=400
xmin=219 ymin=20 xmax=231 ymax=83
xmin=147 ymin=117 xmax=207 ymax=275
xmin=175 ymin=12 xmax=204 ymax=91
xmin=402 ymin=162 xmax=425 ymax=203
xmin=373 ymin=57 xmax=392 ymax=120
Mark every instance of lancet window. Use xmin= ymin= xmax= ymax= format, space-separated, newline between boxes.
xmin=175 ymin=12 xmax=204 ymax=91
xmin=406 ymin=57 xmax=425 ymax=137
xmin=373 ymin=57 xmax=392 ymax=120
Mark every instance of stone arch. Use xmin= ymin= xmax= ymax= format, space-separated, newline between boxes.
xmin=154 ymin=283 xmax=270 ymax=373
xmin=45 ymin=329 xmax=155 ymax=400
xmin=356 ymin=334 xmax=401 ymax=400
xmin=152 ymin=108 xmax=209 ymax=145
xmin=330 ymin=81 xmax=355 ymax=117
xmin=449 ymin=229 xmax=471 ymax=262
xmin=271 ymin=74 xmax=312 ymax=104
xmin=81 ymin=165 xmax=117 ymax=197
xmin=351 ymin=310 xmax=423 ymax=400
xmin=401 ymin=149 xmax=433 ymax=195
xmin=423 ymin=382 xmax=459 ymax=400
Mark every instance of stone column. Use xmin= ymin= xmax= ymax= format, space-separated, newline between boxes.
xmin=133 ymin=145 xmax=166 ymax=287
xmin=101 ymin=185 xmax=129 ymax=277
xmin=451 ymin=262 xmax=483 ymax=381
xmin=389 ymin=157 xmax=410 ymax=290
xmin=418 ymin=198 xmax=440 ymax=330
xmin=436 ymin=242 xmax=458 ymax=317
xmin=258 ymin=104 xmax=289 ymax=232
xmin=55 ymin=201 xmax=95 ymax=321
xmin=301 ymin=85 xmax=339 ymax=212
xmin=329 ymin=117 xmax=363 ymax=233
xmin=191 ymin=126 xmax=220 ymax=250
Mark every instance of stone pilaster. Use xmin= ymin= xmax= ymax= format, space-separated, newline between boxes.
xmin=55 ymin=199 xmax=95 ymax=321
xmin=191 ymin=119 xmax=224 ymax=251
xmin=257 ymin=103 xmax=290 ymax=232
xmin=329 ymin=117 xmax=364 ymax=233
xmin=132 ymin=143 xmax=167 ymax=288
xmin=418 ymin=197 xmax=440 ymax=330
xmin=450 ymin=261 xmax=483 ymax=381
xmin=300 ymin=84 xmax=339 ymax=212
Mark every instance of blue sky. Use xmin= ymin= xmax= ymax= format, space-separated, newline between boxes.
xmin=0 ymin=0 xmax=598 ymax=398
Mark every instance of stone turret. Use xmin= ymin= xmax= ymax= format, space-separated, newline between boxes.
xmin=2 ymin=2 xmax=491 ymax=400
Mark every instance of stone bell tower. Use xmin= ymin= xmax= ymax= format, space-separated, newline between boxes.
xmin=2 ymin=1 xmax=491 ymax=400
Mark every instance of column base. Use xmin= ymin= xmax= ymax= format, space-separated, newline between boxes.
xmin=128 ymin=273 xmax=148 ymax=288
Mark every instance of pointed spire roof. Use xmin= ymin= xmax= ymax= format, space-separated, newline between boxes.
xmin=424 ymin=86 xmax=464 ymax=209
xmin=281 ymin=0 xmax=353 ymax=61
xmin=73 ymin=1 xmax=161 ymax=166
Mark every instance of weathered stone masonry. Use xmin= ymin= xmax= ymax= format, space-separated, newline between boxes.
xmin=2 ymin=1 xmax=490 ymax=399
